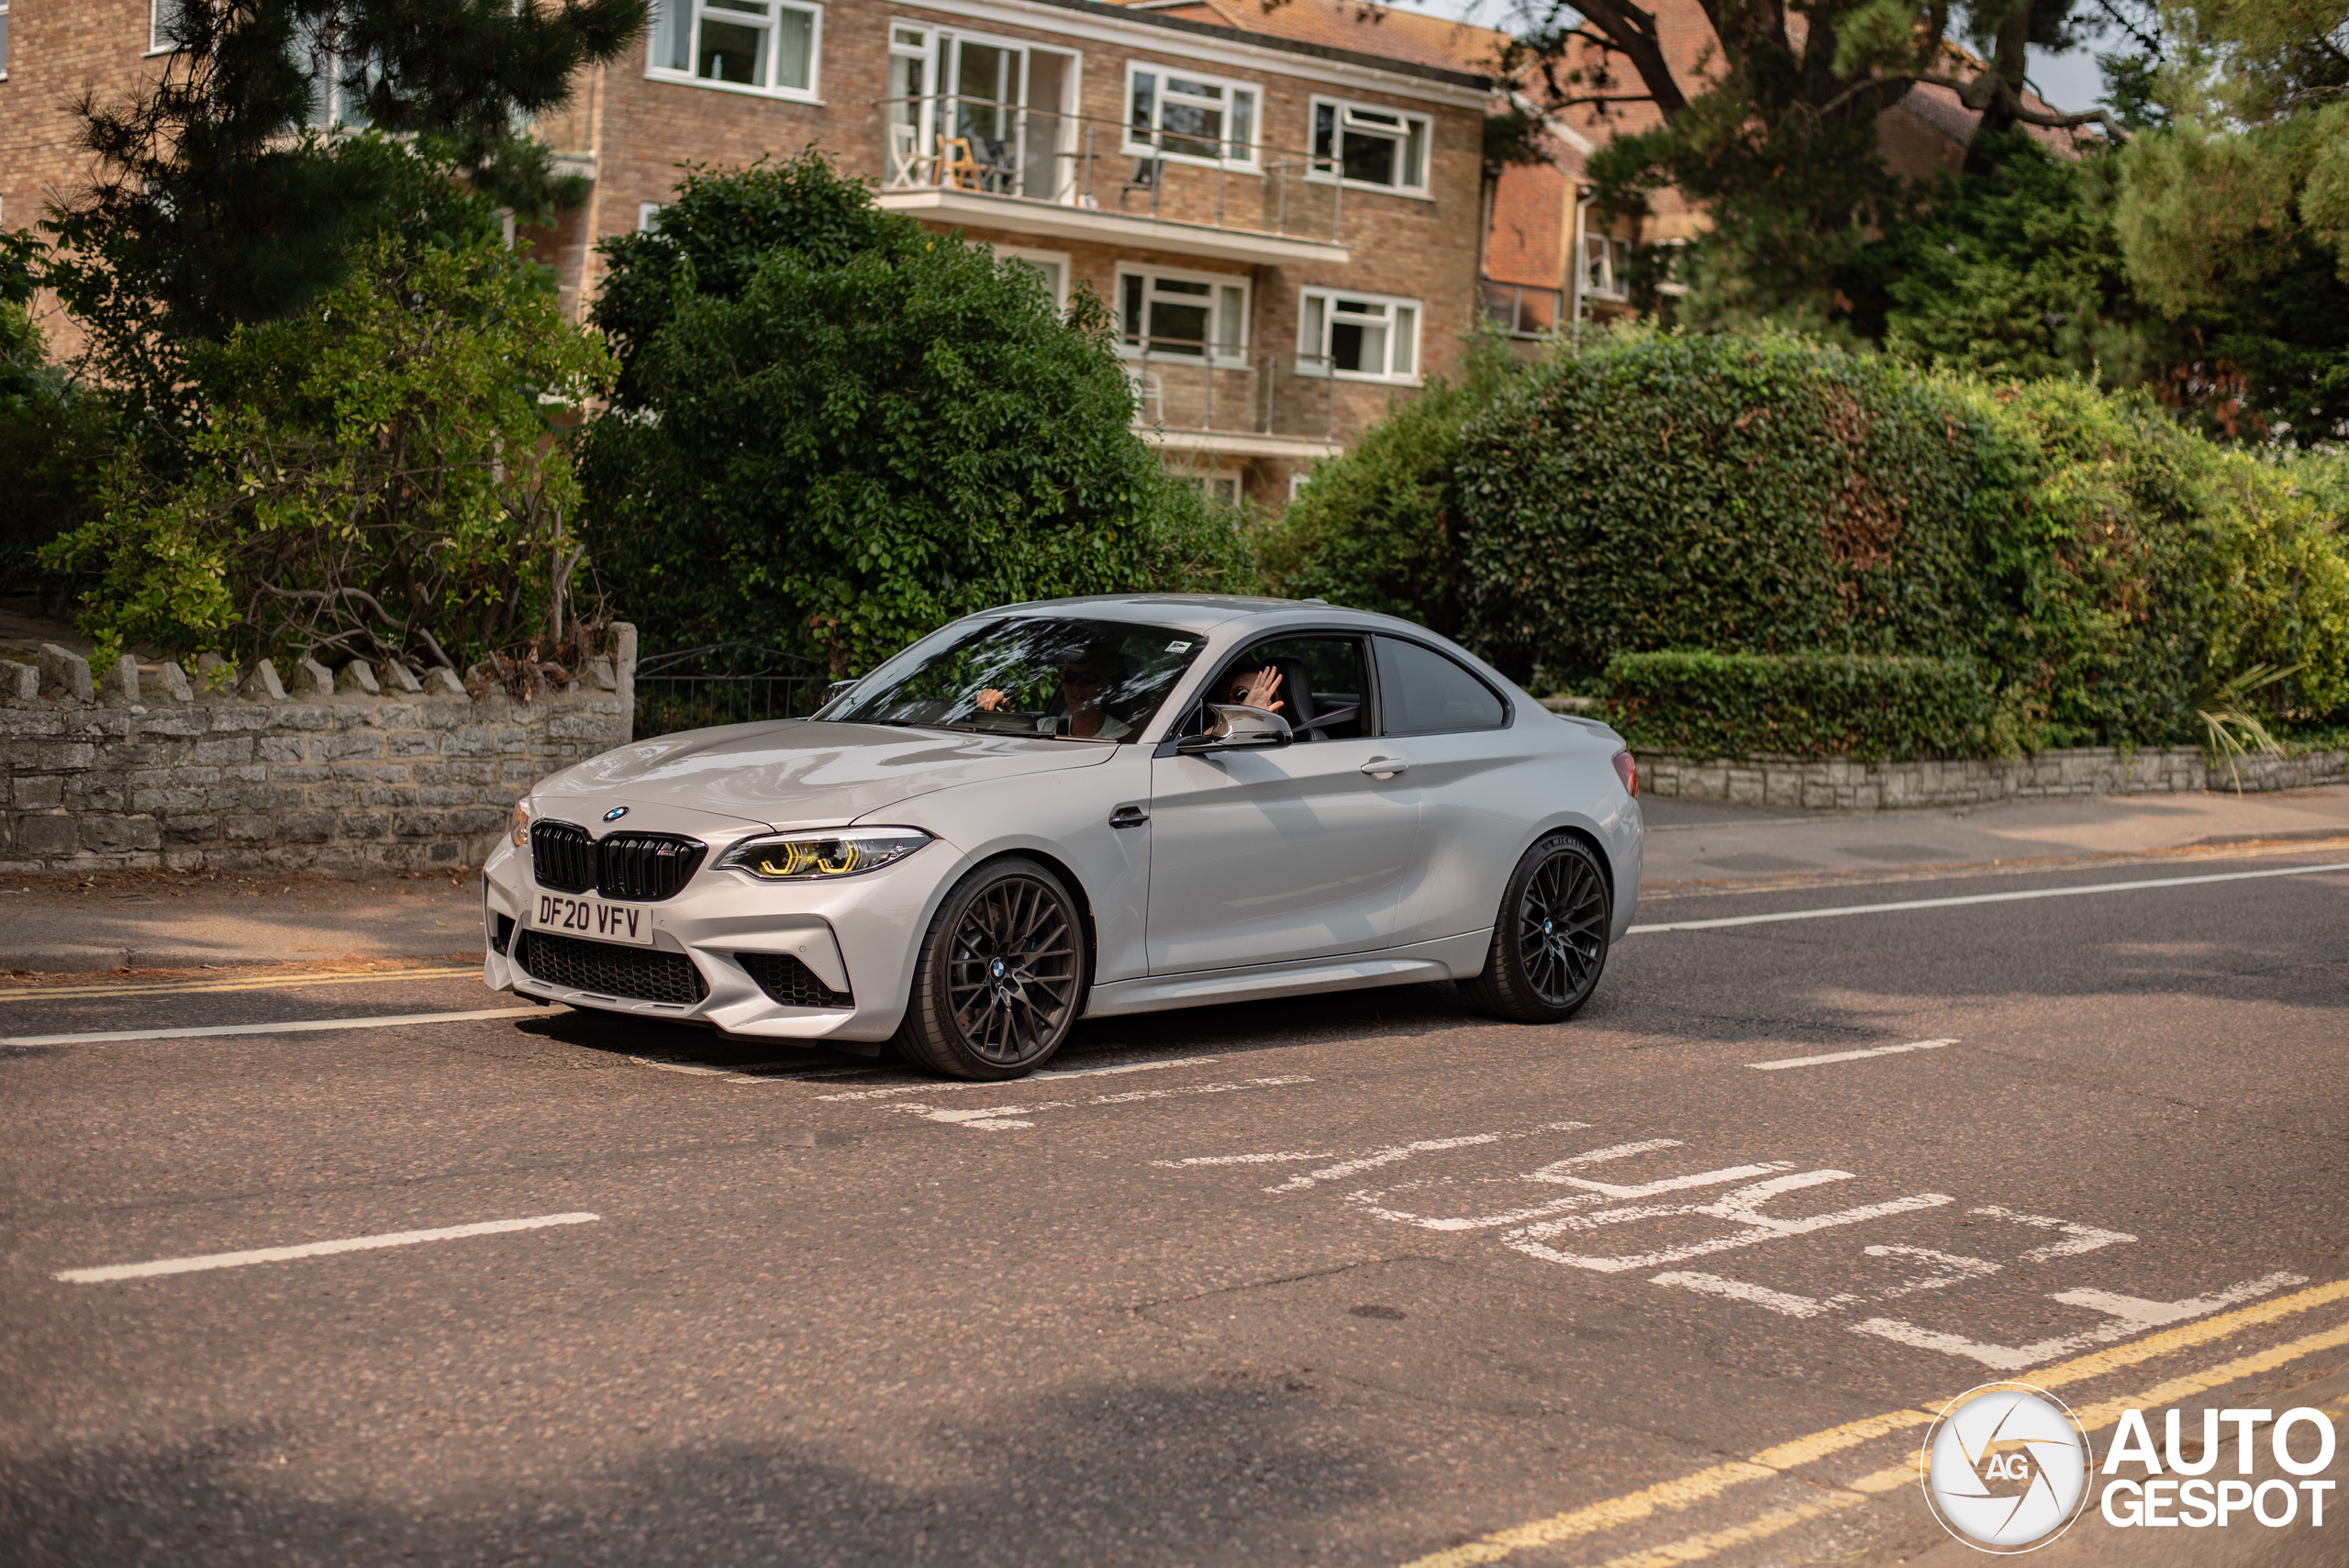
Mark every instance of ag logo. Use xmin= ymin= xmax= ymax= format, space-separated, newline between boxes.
xmin=1921 ymin=1382 xmax=2094 ymax=1552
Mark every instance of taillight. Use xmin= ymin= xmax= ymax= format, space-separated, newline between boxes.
xmin=1611 ymin=751 xmax=1638 ymax=798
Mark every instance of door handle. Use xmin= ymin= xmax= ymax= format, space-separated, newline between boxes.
xmin=1360 ymin=757 xmax=1408 ymax=778
xmin=1108 ymin=804 xmax=1150 ymax=828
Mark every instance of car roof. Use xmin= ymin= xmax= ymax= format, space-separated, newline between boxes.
xmin=983 ymin=594 xmax=1408 ymax=637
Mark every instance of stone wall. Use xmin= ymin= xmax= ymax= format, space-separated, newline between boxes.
xmin=0 ymin=628 xmax=638 ymax=875
xmin=1637 ymin=745 xmax=2349 ymax=812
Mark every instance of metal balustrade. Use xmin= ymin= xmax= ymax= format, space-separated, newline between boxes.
xmin=1120 ymin=342 xmax=1339 ymax=443
xmin=876 ymin=96 xmax=1345 ymax=248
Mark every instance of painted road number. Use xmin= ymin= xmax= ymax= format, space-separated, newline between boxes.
xmin=532 ymin=893 xmax=653 ymax=947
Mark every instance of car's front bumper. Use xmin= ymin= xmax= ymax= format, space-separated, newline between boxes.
xmin=479 ymin=833 xmax=961 ymax=1047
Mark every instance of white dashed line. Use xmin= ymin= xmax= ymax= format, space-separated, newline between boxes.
xmin=888 ymin=1075 xmax=1312 ymax=1131
xmin=1748 ymin=1038 xmax=1959 ymax=1071
xmin=1629 ymin=861 xmax=2349 ymax=934
xmin=4 ymin=1008 xmax=540 ymax=1048
xmin=54 ymin=1212 xmax=601 ymax=1283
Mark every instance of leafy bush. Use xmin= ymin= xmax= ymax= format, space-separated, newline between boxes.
xmin=1254 ymin=333 xmax=1524 ymax=639
xmin=579 ymin=152 xmax=1256 ymax=673
xmin=44 ymin=228 xmax=613 ymax=670
xmin=0 ymin=236 xmax=114 ymax=602
xmin=1603 ymin=651 xmax=2002 ymax=760
xmin=1458 ymin=331 xmax=2015 ymax=684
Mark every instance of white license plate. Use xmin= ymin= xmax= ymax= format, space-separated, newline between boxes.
xmin=530 ymin=892 xmax=654 ymax=947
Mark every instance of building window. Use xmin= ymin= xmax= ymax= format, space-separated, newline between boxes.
xmin=0 ymin=0 xmax=10 ymax=78
xmin=1126 ymin=65 xmax=1257 ymax=168
xmin=150 ymin=0 xmax=185 ymax=53
xmin=994 ymin=246 xmax=1071 ymax=312
xmin=1176 ymin=469 xmax=1245 ymax=506
xmin=1481 ymin=281 xmax=1559 ymax=339
xmin=1308 ymin=98 xmax=1429 ymax=194
xmin=649 ymin=0 xmax=820 ymax=101
xmin=1297 ymin=289 xmax=1419 ymax=382
xmin=638 ymin=202 xmax=667 ymax=232
xmin=1117 ymin=266 xmax=1249 ymax=361
xmin=1583 ymin=235 xmax=1632 ymax=300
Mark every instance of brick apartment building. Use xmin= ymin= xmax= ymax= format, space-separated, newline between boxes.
xmin=0 ymin=0 xmax=1496 ymax=509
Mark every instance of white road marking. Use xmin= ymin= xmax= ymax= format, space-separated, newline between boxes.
xmin=1504 ymin=1171 xmax=1954 ymax=1273
xmin=1970 ymin=1205 xmax=2135 ymax=1261
xmin=1629 ymin=861 xmax=2349 ymax=934
xmin=818 ymin=1056 xmax=1220 ymax=1101
xmin=1749 ymin=1038 xmax=1959 ymax=1071
xmin=54 ymin=1212 xmax=600 ymax=1284
xmin=4 ymin=1008 xmax=539 ymax=1047
xmin=1652 ymin=1271 xmax=1853 ymax=1318
xmin=889 ymin=1075 xmax=1310 ymax=1132
xmin=1853 ymin=1271 xmax=2309 ymax=1368
xmin=1265 ymin=1123 xmax=1592 ymax=1194
xmin=1152 ymin=1151 xmax=1339 ymax=1168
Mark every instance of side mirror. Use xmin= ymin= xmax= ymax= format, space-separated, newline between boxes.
xmin=1175 ymin=703 xmax=1293 ymax=754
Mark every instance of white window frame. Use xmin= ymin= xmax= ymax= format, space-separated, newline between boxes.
xmin=148 ymin=0 xmax=184 ymax=55
xmin=1307 ymin=95 xmax=1431 ymax=197
xmin=638 ymin=202 xmax=668 ymax=232
xmin=1115 ymin=263 xmax=1252 ymax=365
xmin=0 ymin=0 xmax=11 ymax=79
xmin=994 ymin=245 xmax=1072 ymax=312
xmin=1583 ymin=234 xmax=1632 ymax=300
xmin=1174 ymin=467 xmax=1246 ymax=507
xmin=646 ymin=0 xmax=823 ymax=104
xmin=1297 ymin=288 xmax=1421 ymax=384
xmin=1123 ymin=62 xmax=1259 ymax=172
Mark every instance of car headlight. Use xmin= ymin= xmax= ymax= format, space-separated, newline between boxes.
xmin=715 ymin=828 xmax=933 ymax=881
xmin=511 ymin=798 xmax=532 ymax=847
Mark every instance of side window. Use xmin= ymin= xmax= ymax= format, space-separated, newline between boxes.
xmin=1374 ymin=637 xmax=1506 ymax=735
xmin=1185 ymin=637 xmax=1369 ymax=742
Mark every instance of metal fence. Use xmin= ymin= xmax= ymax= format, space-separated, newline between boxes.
xmin=631 ymin=644 xmax=830 ymax=740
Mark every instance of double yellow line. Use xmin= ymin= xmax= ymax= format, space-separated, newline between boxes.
xmin=5 ymin=964 xmax=480 ymax=1002
xmin=1405 ymin=1275 xmax=2349 ymax=1568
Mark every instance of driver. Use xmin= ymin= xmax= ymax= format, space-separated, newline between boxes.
xmin=975 ymin=650 xmax=1135 ymax=740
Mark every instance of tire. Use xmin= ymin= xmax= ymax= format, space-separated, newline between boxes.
xmin=894 ymin=857 xmax=1088 ymax=1080
xmin=1459 ymin=833 xmax=1612 ymax=1024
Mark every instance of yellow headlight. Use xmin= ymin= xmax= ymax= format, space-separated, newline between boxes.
xmin=511 ymin=800 xmax=531 ymax=847
xmin=721 ymin=829 xmax=932 ymax=881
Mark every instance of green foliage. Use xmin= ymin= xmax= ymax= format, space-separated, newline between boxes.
xmin=0 ymin=235 xmax=116 ymax=599
xmin=41 ymin=229 xmax=614 ymax=670
xmin=1439 ymin=330 xmax=2349 ymax=755
xmin=1253 ymin=333 xmax=1525 ymax=638
xmin=1865 ymin=133 xmax=2177 ymax=388
xmin=38 ymin=0 xmax=640 ymax=417
xmin=1456 ymin=332 xmax=2013 ymax=683
xmin=578 ymin=154 xmax=1256 ymax=672
xmin=1602 ymin=651 xmax=2003 ymax=760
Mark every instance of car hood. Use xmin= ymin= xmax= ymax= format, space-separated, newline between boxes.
xmin=535 ymin=720 xmax=1119 ymax=832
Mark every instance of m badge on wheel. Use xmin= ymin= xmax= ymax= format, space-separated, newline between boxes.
xmin=1921 ymin=1382 xmax=2095 ymax=1552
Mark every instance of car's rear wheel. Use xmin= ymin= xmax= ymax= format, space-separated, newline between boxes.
xmin=1460 ymin=833 xmax=1611 ymax=1023
xmin=895 ymin=857 xmax=1087 ymax=1079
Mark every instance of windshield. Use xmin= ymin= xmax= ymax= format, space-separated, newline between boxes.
xmin=823 ymin=617 xmax=1207 ymax=743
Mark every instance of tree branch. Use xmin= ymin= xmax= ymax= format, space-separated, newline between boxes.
xmin=1913 ymin=72 xmax=2132 ymax=141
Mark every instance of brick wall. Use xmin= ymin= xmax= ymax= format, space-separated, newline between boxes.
xmin=0 ymin=628 xmax=640 ymax=875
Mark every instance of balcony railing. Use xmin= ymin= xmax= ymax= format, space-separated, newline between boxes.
xmin=1122 ymin=342 xmax=1338 ymax=444
xmin=876 ymin=96 xmax=1345 ymax=248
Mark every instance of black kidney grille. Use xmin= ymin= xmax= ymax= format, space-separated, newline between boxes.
xmin=736 ymin=951 xmax=854 ymax=1009
xmin=530 ymin=820 xmax=596 ymax=894
xmin=596 ymin=832 xmax=707 ymax=902
xmin=518 ymin=930 xmax=708 ymax=1005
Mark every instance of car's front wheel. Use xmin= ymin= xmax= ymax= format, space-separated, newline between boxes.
xmin=895 ymin=857 xmax=1087 ymax=1079
xmin=1460 ymin=833 xmax=1611 ymax=1023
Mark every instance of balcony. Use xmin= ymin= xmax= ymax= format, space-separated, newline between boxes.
xmin=874 ymin=97 xmax=1351 ymax=267
xmin=1124 ymin=343 xmax=1345 ymax=461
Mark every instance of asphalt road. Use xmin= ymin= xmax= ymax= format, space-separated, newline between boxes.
xmin=4 ymin=847 xmax=2345 ymax=1567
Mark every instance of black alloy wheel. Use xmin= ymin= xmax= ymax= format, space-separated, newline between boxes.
xmin=1460 ymin=833 xmax=1612 ymax=1024
xmin=896 ymin=857 xmax=1087 ymax=1079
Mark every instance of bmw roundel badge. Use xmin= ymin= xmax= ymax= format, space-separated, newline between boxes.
xmin=603 ymin=806 xmax=629 ymax=822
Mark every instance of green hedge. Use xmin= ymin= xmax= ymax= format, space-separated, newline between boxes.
xmin=1605 ymin=651 xmax=2003 ymax=760
xmin=1458 ymin=333 xmax=2015 ymax=681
